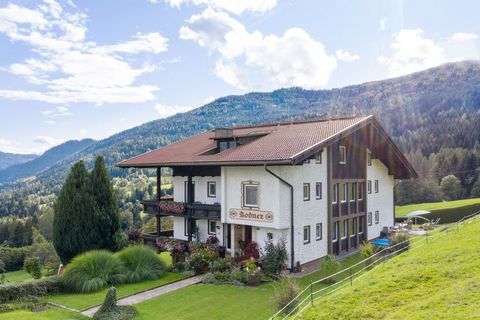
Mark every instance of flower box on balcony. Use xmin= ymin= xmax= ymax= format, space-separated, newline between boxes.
xmin=159 ymin=200 xmax=186 ymax=215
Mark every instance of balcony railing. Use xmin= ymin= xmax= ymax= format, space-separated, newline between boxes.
xmin=142 ymin=200 xmax=221 ymax=220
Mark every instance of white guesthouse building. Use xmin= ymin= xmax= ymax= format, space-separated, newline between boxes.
xmin=119 ymin=115 xmax=417 ymax=270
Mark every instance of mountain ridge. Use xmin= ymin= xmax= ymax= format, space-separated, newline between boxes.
xmin=0 ymin=151 xmax=38 ymax=171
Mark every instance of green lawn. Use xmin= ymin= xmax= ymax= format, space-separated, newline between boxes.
xmin=0 ymin=308 xmax=87 ymax=320
xmin=395 ymin=197 xmax=480 ymax=217
xmin=300 ymin=218 xmax=480 ymax=320
xmin=4 ymin=269 xmax=36 ymax=283
xmin=46 ymin=272 xmax=186 ymax=310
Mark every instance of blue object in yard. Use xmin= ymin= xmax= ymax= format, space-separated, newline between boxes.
xmin=371 ymin=238 xmax=391 ymax=246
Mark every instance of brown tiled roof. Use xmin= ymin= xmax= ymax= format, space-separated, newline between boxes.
xmin=118 ymin=115 xmax=372 ymax=167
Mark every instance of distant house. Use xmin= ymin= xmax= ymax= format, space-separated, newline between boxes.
xmin=118 ymin=115 xmax=417 ymax=270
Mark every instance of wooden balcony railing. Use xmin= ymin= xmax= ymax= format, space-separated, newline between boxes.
xmin=142 ymin=200 xmax=221 ymax=220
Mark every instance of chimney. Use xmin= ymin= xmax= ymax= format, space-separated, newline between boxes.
xmin=214 ymin=127 xmax=233 ymax=139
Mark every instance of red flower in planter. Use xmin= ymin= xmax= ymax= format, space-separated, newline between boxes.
xmin=159 ymin=201 xmax=186 ymax=214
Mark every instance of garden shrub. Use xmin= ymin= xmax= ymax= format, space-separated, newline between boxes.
xmin=172 ymin=261 xmax=187 ymax=273
xmin=24 ymin=257 xmax=42 ymax=279
xmin=320 ymin=255 xmax=340 ymax=284
xmin=260 ymin=237 xmax=288 ymax=278
xmin=213 ymin=271 xmax=231 ymax=283
xmin=0 ymin=276 xmax=62 ymax=304
xmin=390 ymin=233 xmax=410 ymax=252
xmin=211 ymin=258 xmax=231 ymax=273
xmin=274 ymin=277 xmax=300 ymax=315
xmin=114 ymin=245 xmax=166 ymax=283
xmin=201 ymin=273 xmax=218 ymax=284
xmin=0 ymin=246 xmax=28 ymax=271
xmin=93 ymin=287 xmax=137 ymax=320
xmin=0 ymin=260 xmax=6 ymax=285
xmin=230 ymin=268 xmax=248 ymax=284
xmin=61 ymin=250 xmax=125 ymax=293
xmin=28 ymin=231 xmax=61 ymax=268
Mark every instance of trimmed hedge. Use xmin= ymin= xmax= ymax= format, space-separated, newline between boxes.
xmin=0 ymin=246 xmax=29 ymax=271
xmin=395 ymin=202 xmax=480 ymax=224
xmin=0 ymin=276 xmax=62 ymax=304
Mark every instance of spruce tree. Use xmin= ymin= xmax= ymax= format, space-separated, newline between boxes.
xmin=90 ymin=156 xmax=122 ymax=251
xmin=53 ymin=161 xmax=97 ymax=263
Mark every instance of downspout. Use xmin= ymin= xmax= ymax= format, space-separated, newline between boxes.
xmin=264 ymin=164 xmax=295 ymax=272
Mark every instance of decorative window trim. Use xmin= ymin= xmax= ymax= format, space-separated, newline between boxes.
xmin=316 ymin=223 xmax=322 ymax=241
xmin=368 ymin=212 xmax=372 ymax=226
xmin=374 ymin=180 xmax=379 ymax=193
xmin=303 ymin=226 xmax=311 ymax=244
xmin=208 ymin=220 xmax=216 ymax=235
xmin=315 ymin=182 xmax=322 ymax=200
xmin=207 ymin=181 xmax=216 ymax=198
xmin=375 ymin=211 xmax=379 ymax=224
xmin=339 ymin=146 xmax=347 ymax=164
xmin=241 ymin=181 xmax=260 ymax=208
xmin=303 ymin=183 xmax=310 ymax=201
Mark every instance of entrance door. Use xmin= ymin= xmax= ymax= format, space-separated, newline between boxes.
xmin=244 ymin=225 xmax=252 ymax=243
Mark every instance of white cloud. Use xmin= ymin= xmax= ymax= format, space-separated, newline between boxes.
xmin=203 ymin=96 xmax=215 ymax=104
xmin=180 ymin=9 xmax=337 ymax=90
xmin=378 ymin=29 xmax=446 ymax=77
xmin=450 ymin=32 xmax=478 ymax=42
xmin=33 ymin=135 xmax=64 ymax=146
xmin=154 ymin=103 xmax=194 ymax=118
xmin=164 ymin=0 xmax=277 ymax=15
xmin=379 ymin=18 xmax=387 ymax=31
xmin=335 ymin=49 xmax=359 ymax=62
xmin=0 ymin=0 xmax=168 ymax=105
xmin=0 ymin=138 xmax=22 ymax=154
xmin=79 ymin=128 xmax=88 ymax=136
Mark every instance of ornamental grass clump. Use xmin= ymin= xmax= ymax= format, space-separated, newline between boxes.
xmin=274 ymin=276 xmax=300 ymax=315
xmin=61 ymin=250 xmax=125 ymax=293
xmin=114 ymin=245 xmax=166 ymax=283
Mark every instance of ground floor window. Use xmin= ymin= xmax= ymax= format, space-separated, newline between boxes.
xmin=208 ymin=220 xmax=216 ymax=235
xmin=359 ymin=216 xmax=364 ymax=234
xmin=332 ymin=222 xmax=339 ymax=242
xmin=368 ymin=212 xmax=372 ymax=226
xmin=375 ymin=211 xmax=379 ymax=224
xmin=341 ymin=220 xmax=347 ymax=239
xmin=350 ymin=218 xmax=356 ymax=236
xmin=303 ymin=226 xmax=311 ymax=244
xmin=316 ymin=223 xmax=322 ymax=240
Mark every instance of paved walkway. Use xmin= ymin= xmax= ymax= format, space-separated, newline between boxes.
xmin=81 ymin=275 xmax=203 ymax=317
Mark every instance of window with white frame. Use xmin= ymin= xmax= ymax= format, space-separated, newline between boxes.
xmin=367 ymin=151 xmax=372 ymax=166
xmin=315 ymin=150 xmax=323 ymax=164
xmin=350 ymin=183 xmax=356 ymax=202
xmin=333 ymin=184 xmax=338 ymax=203
xmin=340 ymin=183 xmax=347 ymax=203
xmin=207 ymin=181 xmax=216 ymax=198
xmin=339 ymin=146 xmax=346 ymax=164
xmin=316 ymin=223 xmax=322 ymax=240
xmin=374 ymin=180 xmax=379 ymax=193
xmin=341 ymin=220 xmax=347 ymax=239
xmin=315 ymin=182 xmax=322 ymax=200
xmin=208 ymin=220 xmax=216 ymax=235
xmin=367 ymin=212 xmax=372 ymax=226
xmin=367 ymin=180 xmax=372 ymax=194
xmin=243 ymin=183 xmax=259 ymax=208
xmin=332 ymin=222 xmax=338 ymax=242
xmin=359 ymin=216 xmax=364 ymax=234
xmin=375 ymin=211 xmax=379 ymax=224
xmin=350 ymin=218 xmax=356 ymax=236
xmin=358 ymin=182 xmax=364 ymax=200
xmin=303 ymin=226 xmax=310 ymax=244
xmin=303 ymin=183 xmax=310 ymax=201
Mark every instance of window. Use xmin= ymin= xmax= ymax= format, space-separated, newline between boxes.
xmin=315 ymin=150 xmax=323 ymax=164
xmin=350 ymin=183 xmax=356 ymax=202
xmin=315 ymin=182 xmax=322 ymax=200
xmin=367 ymin=180 xmax=372 ymax=194
xmin=359 ymin=216 xmax=364 ymax=234
xmin=339 ymin=146 xmax=346 ymax=164
xmin=367 ymin=151 xmax=372 ymax=166
xmin=374 ymin=180 xmax=379 ymax=193
xmin=350 ymin=218 xmax=356 ymax=236
xmin=333 ymin=184 xmax=338 ymax=204
xmin=184 ymin=181 xmax=195 ymax=202
xmin=340 ymin=183 xmax=347 ymax=203
xmin=303 ymin=226 xmax=310 ymax=244
xmin=207 ymin=181 xmax=216 ymax=198
xmin=303 ymin=183 xmax=310 ymax=201
xmin=358 ymin=182 xmax=364 ymax=200
xmin=332 ymin=222 xmax=338 ymax=242
xmin=316 ymin=223 xmax=322 ymax=241
xmin=341 ymin=220 xmax=347 ymax=239
xmin=208 ymin=220 xmax=216 ymax=235
xmin=375 ymin=211 xmax=379 ymax=224
xmin=368 ymin=212 xmax=372 ymax=226
xmin=243 ymin=184 xmax=259 ymax=208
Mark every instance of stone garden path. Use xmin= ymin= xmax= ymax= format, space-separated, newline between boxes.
xmin=81 ymin=275 xmax=204 ymax=317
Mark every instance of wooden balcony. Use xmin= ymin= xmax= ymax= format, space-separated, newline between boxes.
xmin=142 ymin=200 xmax=221 ymax=220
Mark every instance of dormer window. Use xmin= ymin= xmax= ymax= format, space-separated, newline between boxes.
xmin=219 ymin=140 xmax=237 ymax=152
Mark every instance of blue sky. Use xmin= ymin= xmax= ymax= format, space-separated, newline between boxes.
xmin=0 ymin=0 xmax=479 ymax=154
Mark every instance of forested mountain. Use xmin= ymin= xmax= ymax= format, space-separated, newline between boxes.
xmin=0 ymin=151 xmax=37 ymax=170
xmin=1 ymin=60 xmax=480 ymax=216
xmin=0 ymin=139 xmax=95 ymax=184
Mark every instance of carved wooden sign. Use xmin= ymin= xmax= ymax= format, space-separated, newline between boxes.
xmin=229 ymin=208 xmax=273 ymax=223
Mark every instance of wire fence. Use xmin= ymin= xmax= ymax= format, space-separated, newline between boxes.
xmin=269 ymin=210 xmax=480 ymax=320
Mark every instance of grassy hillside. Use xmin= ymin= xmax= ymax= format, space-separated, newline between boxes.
xmin=395 ymin=198 xmax=480 ymax=217
xmin=301 ymin=218 xmax=480 ymax=320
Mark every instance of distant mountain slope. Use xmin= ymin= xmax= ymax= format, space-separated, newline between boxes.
xmin=0 ymin=152 xmax=37 ymax=170
xmin=0 ymin=139 xmax=95 ymax=184
xmin=1 ymin=60 xmax=480 ymax=215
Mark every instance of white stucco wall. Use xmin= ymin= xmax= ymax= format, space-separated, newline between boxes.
xmin=366 ymin=156 xmax=395 ymax=240
xmin=172 ymin=216 xmax=220 ymax=243
xmin=173 ymin=176 xmax=221 ymax=204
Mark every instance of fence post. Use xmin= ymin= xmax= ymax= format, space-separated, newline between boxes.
xmin=310 ymin=282 xmax=313 ymax=305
